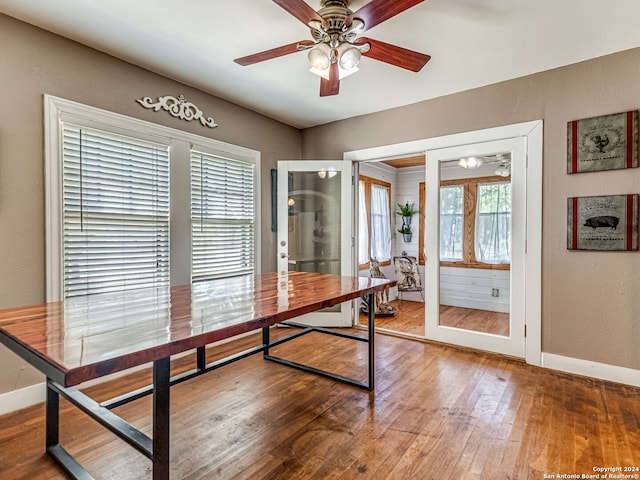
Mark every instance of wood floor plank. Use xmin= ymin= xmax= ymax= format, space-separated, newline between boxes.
xmin=0 ymin=329 xmax=639 ymax=479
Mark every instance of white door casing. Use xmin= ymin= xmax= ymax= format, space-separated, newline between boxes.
xmin=345 ymin=121 xmax=542 ymax=365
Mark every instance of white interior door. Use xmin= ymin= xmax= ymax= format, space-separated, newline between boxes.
xmin=277 ymin=160 xmax=354 ymax=327
xmin=425 ymin=137 xmax=527 ymax=358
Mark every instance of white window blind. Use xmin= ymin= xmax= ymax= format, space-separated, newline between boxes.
xmin=191 ymin=150 xmax=255 ymax=281
xmin=62 ymin=124 xmax=170 ymax=298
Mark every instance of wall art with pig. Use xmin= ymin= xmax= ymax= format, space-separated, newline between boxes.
xmin=567 ymin=194 xmax=639 ymax=250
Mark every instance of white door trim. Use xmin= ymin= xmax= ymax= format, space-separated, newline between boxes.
xmin=344 ymin=120 xmax=542 ymax=366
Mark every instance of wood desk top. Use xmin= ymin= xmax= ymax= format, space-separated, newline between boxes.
xmin=0 ymin=272 xmax=392 ymax=387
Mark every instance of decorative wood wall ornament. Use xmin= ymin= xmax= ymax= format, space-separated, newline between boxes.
xmin=567 ymin=110 xmax=639 ymax=173
xmin=136 ymin=95 xmax=218 ymax=128
xmin=567 ymin=194 xmax=639 ymax=251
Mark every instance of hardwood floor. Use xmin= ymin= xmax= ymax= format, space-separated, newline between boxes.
xmin=360 ymin=300 xmax=425 ymax=336
xmin=0 ymin=329 xmax=638 ymax=479
xmin=359 ymin=300 xmax=510 ymax=337
xmin=439 ymin=304 xmax=510 ymax=336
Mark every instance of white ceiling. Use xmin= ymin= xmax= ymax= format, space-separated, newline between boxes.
xmin=2 ymin=0 xmax=640 ymax=128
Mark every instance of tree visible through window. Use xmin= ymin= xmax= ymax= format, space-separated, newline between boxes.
xmin=419 ymin=176 xmax=511 ymax=270
xmin=440 ymin=185 xmax=464 ymax=261
xmin=476 ymin=182 xmax=511 ymax=264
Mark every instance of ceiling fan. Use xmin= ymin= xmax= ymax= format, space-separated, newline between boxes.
xmin=234 ymin=0 xmax=431 ymax=97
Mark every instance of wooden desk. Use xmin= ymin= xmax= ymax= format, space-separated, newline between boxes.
xmin=0 ymin=272 xmax=392 ymax=480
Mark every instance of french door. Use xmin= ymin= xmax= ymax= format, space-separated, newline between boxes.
xmin=276 ymin=160 xmax=354 ymax=327
xmin=425 ymin=137 xmax=527 ymax=358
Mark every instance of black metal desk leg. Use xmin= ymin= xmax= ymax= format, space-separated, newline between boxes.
xmin=262 ymin=326 xmax=270 ymax=356
xmin=46 ymin=379 xmax=59 ymax=449
xmin=367 ymin=292 xmax=375 ymax=392
xmin=196 ymin=346 xmax=206 ymax=372
xmin=153 ymin=357 xmax=171 ymax=480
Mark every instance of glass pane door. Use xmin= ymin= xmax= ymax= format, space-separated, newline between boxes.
xmin=425 ymin=138 xmax=526 ymax=358
xmin=277 ymin=160 xmax=353 ymax=327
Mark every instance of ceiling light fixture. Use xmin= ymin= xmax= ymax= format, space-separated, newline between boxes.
xmin=233 ymin=0 xmax=431 ymax=97
xmin=495 ymin=161 xmax=511 ymax=177
xmin=318 ymin=168 xmax=337 ymax=179
xmin=458 ymin=157 xmax=482 ymax=169
xmin=306 ymin=40 xmax=367 ymax=80
xmin=494 ymin=153 xmax=511 ymax=177
xmin=302 ymin=5 xmax=369 ymax=82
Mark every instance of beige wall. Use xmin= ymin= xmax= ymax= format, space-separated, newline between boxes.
xmin=301 ymin=47 xmax=640 ymax=371
xmin=0 ymin=14 xmax=299 ymax=394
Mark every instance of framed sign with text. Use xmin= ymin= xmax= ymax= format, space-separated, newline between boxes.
xmin=567 ymin=110 xmax=639 ymax=173
xmin=567 ymin=194 xmax=639 ymax=251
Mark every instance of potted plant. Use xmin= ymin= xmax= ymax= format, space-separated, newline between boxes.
xmin=398 ymin=224 xmax=412 ymax=242
xmin=396 ymin=202 xmax=418 ymax=225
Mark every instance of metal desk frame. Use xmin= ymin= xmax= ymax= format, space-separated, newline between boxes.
xmin=0 ymin=292 xmax=376 ymax=480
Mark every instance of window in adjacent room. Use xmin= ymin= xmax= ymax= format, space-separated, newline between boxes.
xmin=358 ymin=176 xmax=391 ymax=268
xmin=439 ymin=184 xmax=464 ymax=262
xmin=418 ymin=177 xmax=510 ymax=269
xmin=475 ymin=182 xmax=511 ymax=264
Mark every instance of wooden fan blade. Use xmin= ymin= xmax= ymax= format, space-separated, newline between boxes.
xmin=320 ymin=62 xmax=340 ymax=97
xmin=346 ymin=0 xmax=424 ymax=32
xmin=234 ymin=41 xmax=313 ymax=66
xmin=273 ymin=0 xmax=328 ymax=29
xmin=356 ymin=37 xmax=430 ymax=72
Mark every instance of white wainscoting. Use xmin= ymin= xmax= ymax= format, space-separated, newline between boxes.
xmin=359 ymin=264 xmax=424 ymax=303
xmin=440 ymin=266 xmax=510 ymax=313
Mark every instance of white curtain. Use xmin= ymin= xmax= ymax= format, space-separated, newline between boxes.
xmin=371 ymin=185 xmax=391 ymax=262
xmin=358 ymin=181 xmax=369 ymax=265
xmin=440 ymin=185 xmax=464 ymax=261
xmin=475 ymin=182 xmax=511 ymax=264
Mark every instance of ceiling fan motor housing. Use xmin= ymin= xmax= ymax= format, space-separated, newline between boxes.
xmin=314 ymin=0 xmax=352 ymax=39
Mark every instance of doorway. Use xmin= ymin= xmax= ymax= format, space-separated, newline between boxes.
xmin=276 ymin=160 xmax=354 ymax=327
xmin=345 ymin=121 xmax=542 ymax=365
xmin=356 ymin=156 xmax=427 ymax=337
xmin=425 ymin=137 xmax=526 ymax=358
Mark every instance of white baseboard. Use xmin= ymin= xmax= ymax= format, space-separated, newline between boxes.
xmin=0 ymin=382 xmax=46 ymax=416
xmin=542 ymin=353 xmax=640 ymax=387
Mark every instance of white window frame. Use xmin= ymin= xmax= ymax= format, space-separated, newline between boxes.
xmin=45 ymin=95 xmax=261 ymax=302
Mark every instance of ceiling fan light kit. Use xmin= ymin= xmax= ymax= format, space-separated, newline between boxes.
xmin=234 ymin=0 xmax=430 ymax=96
xmin=458 ymin=157 xmax=483 ymax=169
xmin=494 ymin=154 xmax=511 ymax=177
